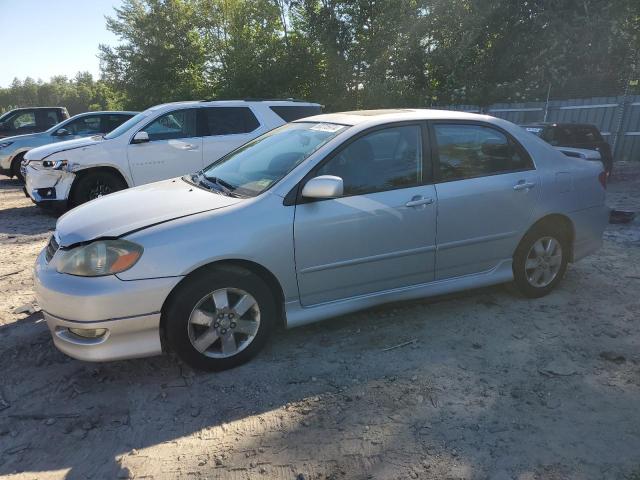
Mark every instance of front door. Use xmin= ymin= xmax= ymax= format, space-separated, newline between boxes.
xmin=430 ymin=122 xmax=539 ymax=280
xmin=294 ymin=124 xmax=438 ymax=306
xmin=128 ymin=108 xmax=203 ymax=185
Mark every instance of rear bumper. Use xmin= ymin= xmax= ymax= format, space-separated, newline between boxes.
xmin=569 ymin=205 xmax=609 ymax=262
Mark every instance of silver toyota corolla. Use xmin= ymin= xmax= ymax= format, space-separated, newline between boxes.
xmin=35 ymin=109 xmax=609 ymax=370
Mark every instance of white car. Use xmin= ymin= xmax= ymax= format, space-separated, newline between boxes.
xmin=22 ymin=99 xmax=321 ymax=208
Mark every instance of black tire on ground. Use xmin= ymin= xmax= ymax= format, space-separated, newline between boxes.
xmin=10 ymin=153 xmax=25 ymax=182
xmin=512 ymin=225 xmax=569 ymax=298
xmin=163 ymin=265 xmax=276 ymax=371
xmin=70 ymin=170 xmax=127 ymax=207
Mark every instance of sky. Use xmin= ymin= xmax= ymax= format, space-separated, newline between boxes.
xmin=0 ymin=0 xmax=122 ymax=87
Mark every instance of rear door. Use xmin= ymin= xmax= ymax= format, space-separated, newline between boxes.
xmin=431 ymin=122 xmax=539 ymax=280
xmin=201 ymin=107 xmax=264 ymax=167
xmin=128 ymin=108 xmax=203 ymax=185
xmin=294 ymin=123 xmax=438 ymax=306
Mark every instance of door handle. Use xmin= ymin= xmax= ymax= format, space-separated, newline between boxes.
xmin=513 ymin=181 xmax=536 ymax=191
xmin=181 ymin=144 xmax=198 ymax=150
xmin=405 ymin=196 xmax=434 ymax=207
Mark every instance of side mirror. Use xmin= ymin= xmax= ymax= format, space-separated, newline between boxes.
xmin=0 ymin=122 xmax=9 ymax=131
xmin=55 ymin=128 xmax=70 ymax=137
xmin=302 ymin=175 xmax=343 ymax=199
xmin=132 ymin=131 xmax=149 ymax=144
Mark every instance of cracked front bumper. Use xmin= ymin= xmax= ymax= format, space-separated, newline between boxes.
xmin=24 ymin=164 xmax=75 ymax=206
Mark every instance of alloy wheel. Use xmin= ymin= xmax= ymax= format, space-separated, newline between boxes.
xmin=187 ymin=288 xmax=261 ymax=358
xmin=524 ymin=236 xmax=563 ymax=288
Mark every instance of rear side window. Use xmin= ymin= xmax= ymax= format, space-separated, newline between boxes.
xmin=44 ymin=111 xmax=60 ymax=128
xmin=144 ymin=109 xmax=198 ymax=141
xmin=433 ymin=124 xmax=533 ymax=182
xmin=269 ymin=105 xmax=321 ymax=122
xmin=572 ymin=126 xmax=603 ymax=144
xmin=204 ymin=107 xmax=259 ymax=135
xmin=100 ymin=114 xmax=133 ymax=134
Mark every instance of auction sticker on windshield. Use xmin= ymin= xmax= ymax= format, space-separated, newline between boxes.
xmin=310 ymin=123 xmax=345 ymax=132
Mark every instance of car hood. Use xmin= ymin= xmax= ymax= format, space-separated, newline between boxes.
xmin=56 ymin=178 xmax=243 ymax=246
xmin=0 ymin=132 xmax=44 ymax=144
xmin=25 ymin=135 xmax=104 ymax=161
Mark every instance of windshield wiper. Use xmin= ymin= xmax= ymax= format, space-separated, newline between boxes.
xmin=204 ymin=175 xmax=236 ymax=193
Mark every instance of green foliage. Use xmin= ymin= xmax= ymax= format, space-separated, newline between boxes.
xmin=0 ymin=73 xmax=122 ymax=115
xmin=2 ymin=0 xmax=638 ymax=114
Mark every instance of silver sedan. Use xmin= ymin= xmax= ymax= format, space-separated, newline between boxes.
xmin=35 ymin=109 xmax=609 ymax=370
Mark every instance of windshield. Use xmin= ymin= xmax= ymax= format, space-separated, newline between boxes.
xmin=0 ymin=110 xmax=15 ymax=122
xmin=194 ymin=122 xmax=347 ymax=197
xmin=104 ymin=112 xmax=149 ymax=139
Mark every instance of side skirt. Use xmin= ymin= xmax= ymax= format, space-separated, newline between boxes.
xmin=284 ymin=259 xmax=514 ymax=328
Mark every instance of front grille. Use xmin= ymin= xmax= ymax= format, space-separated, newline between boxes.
xmin=45 ymin=235 xmax=59 ymax=263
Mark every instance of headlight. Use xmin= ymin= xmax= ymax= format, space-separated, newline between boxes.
xmin=55 ymin=239 xmax=143 ymax=277
xmin=0 ymin=141 xmax=13 ymax=149
xmin=42 ymin=159 xmax=68 ymax=170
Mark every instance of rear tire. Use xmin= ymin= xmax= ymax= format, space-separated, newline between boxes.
xmin=163 ymin=265 xmax=276 ymax=371
xmin=512 ymin=226 xmax=569 ymax=298
xmin=70 ymin=170 xmax=127 ymax=207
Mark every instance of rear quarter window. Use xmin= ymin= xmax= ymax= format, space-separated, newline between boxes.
xmin=205 ymin=107 xmax=260 ymax=135
xmin=269 ymin=105 xmax=322 ymax=122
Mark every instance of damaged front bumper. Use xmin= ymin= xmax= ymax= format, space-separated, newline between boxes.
xmin=24 ymin=161 xmax=75 ymax=208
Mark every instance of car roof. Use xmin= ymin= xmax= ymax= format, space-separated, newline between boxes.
xmin=10 ymin=107 xmax=67 ymax=111
xmin=70 ymin=111 xmax=139 ymax=116
xmin=298 ymin=108 xmax=493 ymax=126
xmin=521 ymin=122 xmax=599 ymax=129
xmin=148 ymin=99 xmax=321 ymax=111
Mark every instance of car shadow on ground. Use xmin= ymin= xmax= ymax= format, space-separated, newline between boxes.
xmin=0 ymin=178 xmax=57 ymax=236
xmin=1 ymin=277 xmax=638 ymax=479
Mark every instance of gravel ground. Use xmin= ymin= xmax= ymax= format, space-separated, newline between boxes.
xmin=1 ymin=165 xmax=639 ymax=480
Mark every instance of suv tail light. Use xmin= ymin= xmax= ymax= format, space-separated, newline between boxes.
xmin=598 ymin=171 xmax=607 ymax=189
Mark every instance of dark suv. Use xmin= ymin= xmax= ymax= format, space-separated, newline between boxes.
xmin=521 ymin=122 xmax=613 ymax=175
xmin=0 ymin=107 xmax=70 ymax=138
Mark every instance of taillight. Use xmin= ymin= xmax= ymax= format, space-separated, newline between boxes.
xmin=598 ymin=171 xmax=607 ymax=189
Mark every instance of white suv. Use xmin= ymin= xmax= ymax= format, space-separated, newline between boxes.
xmin=23 ymin=99 xmax=321 ymax=208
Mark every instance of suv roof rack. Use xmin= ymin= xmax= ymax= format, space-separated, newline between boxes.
xmin=199 ymin=98 xmax=311 ymax=103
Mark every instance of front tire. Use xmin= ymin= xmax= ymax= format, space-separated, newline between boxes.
xmin=163 ymin=266 xmax=276 ymax=371
xmin=70 ymin=170 xmax=127 ymax=207
xmin=10 ymin=154 xmax=25 ymax=183
xmin=512 ymin=227 xmax=569 ymax=298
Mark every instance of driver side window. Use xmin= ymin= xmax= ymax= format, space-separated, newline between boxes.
xmin=144 ymin=109 xmax=198 ymax=141
xmin=317 ymin=125 xmax=423 ymax=196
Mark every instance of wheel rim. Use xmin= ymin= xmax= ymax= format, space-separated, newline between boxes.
xmin=525 ymin=236 xmax=563 ymax=288
xmin=88 ymin=181 xmax=113 ymax=200
xmin=187 ymin=288 xmax=261 ymax=359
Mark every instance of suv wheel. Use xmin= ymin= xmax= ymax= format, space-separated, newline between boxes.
xmin=164 ymin=265 xmax=276 ymax=371
xmin=512 ymin=227 xmax=568 ymax=298
xmin=70 ymin=171 xmax=127 ymax=207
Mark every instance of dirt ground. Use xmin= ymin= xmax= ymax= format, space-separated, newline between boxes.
xmin=1 ymin=164 xmax=639 ymax=480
